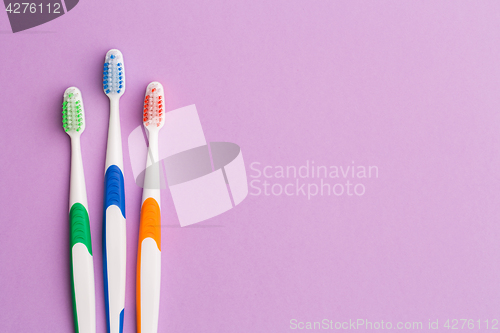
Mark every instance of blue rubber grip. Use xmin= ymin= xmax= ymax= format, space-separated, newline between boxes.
xmin=103 ymin=165 xmax=126 ymax=216
xmin=102 ymin=165 xmax=125 ymax=333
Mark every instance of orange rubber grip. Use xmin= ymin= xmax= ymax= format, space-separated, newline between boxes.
xmin=136 ymin=197 xmax=161 ymax=333
xmin=138 ymin=197 xmax=161 ymax=249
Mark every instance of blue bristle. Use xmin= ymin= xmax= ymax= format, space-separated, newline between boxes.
xmin=102 ymin=54 xmax=124 ymax=94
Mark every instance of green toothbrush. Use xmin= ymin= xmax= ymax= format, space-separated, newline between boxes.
xmin=63 ymin=87 xmax=96 ymax=333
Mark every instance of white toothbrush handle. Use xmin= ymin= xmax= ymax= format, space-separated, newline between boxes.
xmin=103 ymin=97 xmax=127 ymax=333
xmin=69 ymin=136 xmax=96 ymax=333
xmin=137 ymin=130 xmax=161 ymax=333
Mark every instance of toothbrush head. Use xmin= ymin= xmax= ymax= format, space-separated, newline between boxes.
xmin=62 ymin=87 xmax=85 ymax=135
xmin=103 ymin=49 xmax=125 ymax=96
xmin=143 ymin=82 xmax=165 ymax=130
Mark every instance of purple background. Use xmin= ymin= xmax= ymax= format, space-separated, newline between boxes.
xmin=1 ymin=1 xmax=500 ymax=332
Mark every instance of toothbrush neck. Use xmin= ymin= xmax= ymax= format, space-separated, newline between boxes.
xmin=70 ymin=135 xmax=88 ymax=210
xmin=110 ymin=97 xmax=119 ymax=111
xmin=147 ymin=130 xmax=159 ymax=167
xmin=143 ymin=129 xmax=161 ymax=205
xmin=105 ymin=97 xmax=123 ymax=171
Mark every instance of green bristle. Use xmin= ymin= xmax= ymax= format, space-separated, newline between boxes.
xmin=62 ymin=89 xmax=84 ymax=133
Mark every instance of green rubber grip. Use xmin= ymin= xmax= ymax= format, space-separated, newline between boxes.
xmin=70 ymin=203 xmax=92 ymax=255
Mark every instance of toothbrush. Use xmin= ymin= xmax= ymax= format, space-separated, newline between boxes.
xmin=137 ymin=82 xmax=165 ymax=333
xmin=102 ymin=49 xmax=127 ymax=333
xmin=63 ymin=87 xmax=96 ymax=333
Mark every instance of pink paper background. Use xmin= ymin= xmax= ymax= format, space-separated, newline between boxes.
xmin=1 ymin=1 xmax=500 ymax=332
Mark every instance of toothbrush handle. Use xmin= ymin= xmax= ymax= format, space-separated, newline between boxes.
xmin=137 ymin=197 xmax=161 ymax=333
xmin=70 ymin=203 xmax=96 ymax=333
xmin=103 ymin=165 xmax=126 ymax=333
